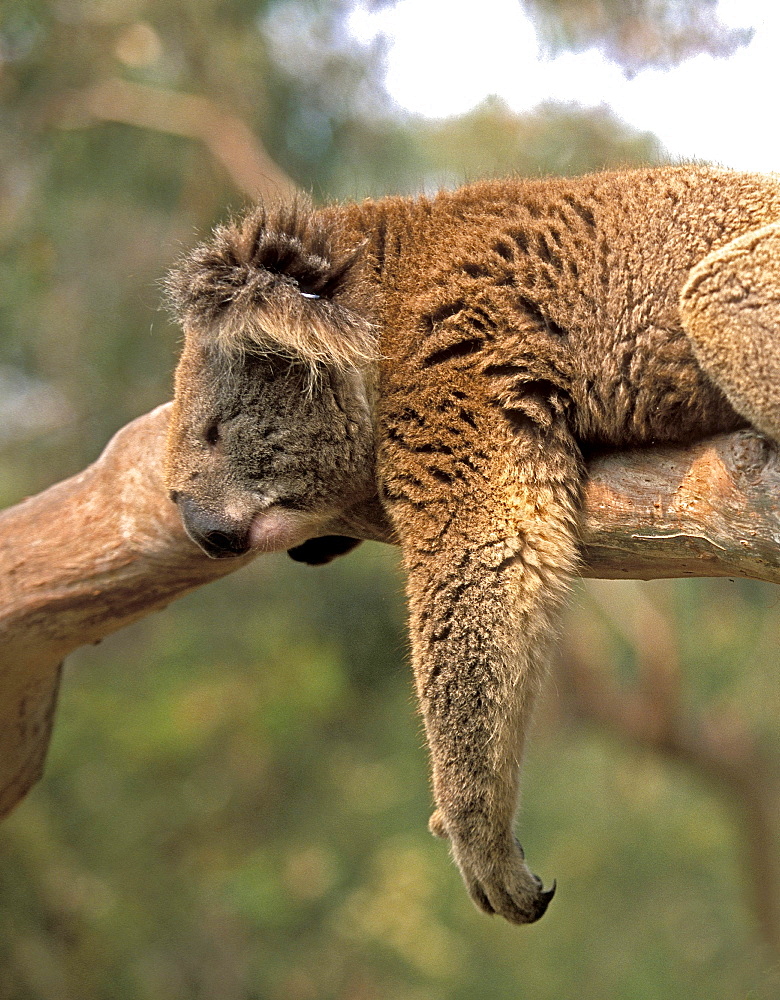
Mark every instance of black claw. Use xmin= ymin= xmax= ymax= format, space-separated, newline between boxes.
xmin=513 ymin=836 xmax=525 ymax=860
xmin=531 ymin=879 xmax=557 ymax=922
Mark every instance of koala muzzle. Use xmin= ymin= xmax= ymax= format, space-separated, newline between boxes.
xmin=175 ymin=494 xmax=251 ymax=559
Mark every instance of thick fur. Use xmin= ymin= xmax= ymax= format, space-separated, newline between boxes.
xmin=165 ymin=166 xmax=780 ymax=925
xmin=166 ymin=202 xmax=377 ymax=371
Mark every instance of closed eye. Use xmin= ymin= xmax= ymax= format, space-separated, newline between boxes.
xmin=275 ymin=494 xmax=310 ymax=511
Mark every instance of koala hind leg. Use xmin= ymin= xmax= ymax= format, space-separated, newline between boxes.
xmin=680 ymin=222 xmax=780 ymax=443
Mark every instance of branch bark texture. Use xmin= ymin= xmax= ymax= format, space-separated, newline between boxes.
xmin=1 ymin=404 xmax=778 ymax=817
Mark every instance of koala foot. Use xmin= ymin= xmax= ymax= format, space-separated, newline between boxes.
xmin=430 ymin=810 xmax=555 ymax=924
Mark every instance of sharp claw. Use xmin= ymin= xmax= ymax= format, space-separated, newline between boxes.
xmin=531 ymin=879 xmax=557 ymax=922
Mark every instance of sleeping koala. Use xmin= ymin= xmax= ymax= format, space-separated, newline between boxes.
xmin=164 ymin=166 xmax=780 ymax=924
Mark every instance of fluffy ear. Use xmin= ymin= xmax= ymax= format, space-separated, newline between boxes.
xmin=287 ymin=536 xmax=363 ymax=565
xmin=165 ymin=202 xmax=377 ymax=372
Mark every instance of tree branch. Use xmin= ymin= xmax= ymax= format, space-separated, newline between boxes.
xmin=1 ymin=405 xmax=778 ymax=818
xmin=0 ymin=404 xmax=251 ymax=819
xmin=580 ymin=430 xmax=780 ymax=583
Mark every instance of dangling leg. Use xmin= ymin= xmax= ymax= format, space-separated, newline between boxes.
xmin=379 ymin=381 xmax=582 ymax=923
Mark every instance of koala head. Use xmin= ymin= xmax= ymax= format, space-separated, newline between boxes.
xmin=164 ymin=203 xmax=378 ymax=560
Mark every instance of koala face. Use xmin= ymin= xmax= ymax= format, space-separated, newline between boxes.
xmin=165 ymin=335 xmax=376 ymax=559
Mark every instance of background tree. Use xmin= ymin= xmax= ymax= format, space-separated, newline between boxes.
xmin=1 ymin=2 xmax=778 ymax=998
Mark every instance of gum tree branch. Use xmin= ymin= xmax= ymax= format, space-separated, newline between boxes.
xmin=580 ymin=429 xmax=780 ymax=583
xmin=1 ymin=405 xmax=778 ymax=818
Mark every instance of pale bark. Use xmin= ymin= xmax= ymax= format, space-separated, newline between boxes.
xmin=1 ymin=404 xmax=778 ymax=817
xmin=580 ymin=429 xmax=780 ymax=583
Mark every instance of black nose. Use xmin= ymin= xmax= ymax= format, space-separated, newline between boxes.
xmin=176 ymin=495 xmax=251 ymax=559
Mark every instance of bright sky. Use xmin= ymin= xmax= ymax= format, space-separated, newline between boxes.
xmin=348 ymin=0 xmax=780 ymax=173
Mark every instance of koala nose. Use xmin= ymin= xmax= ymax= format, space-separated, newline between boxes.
xmin=175 ymin=494 xmax=251 ymax=559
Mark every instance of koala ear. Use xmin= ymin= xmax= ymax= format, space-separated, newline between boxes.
xmin=287 ymin=536 xmax=362 ymax=565
xmin=165 ymin=203 xmax=377 ymax=373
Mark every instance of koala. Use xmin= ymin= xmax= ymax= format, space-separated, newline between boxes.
xmin=164 ymin=166 xmax=780 ymax=925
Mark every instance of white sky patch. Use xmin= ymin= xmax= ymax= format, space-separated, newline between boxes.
xmin=347 ymin=0 xmax=780 ymax=173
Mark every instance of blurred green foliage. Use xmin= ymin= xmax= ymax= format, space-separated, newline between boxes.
xmin=1 ymin=2 xmax=778 ymax=998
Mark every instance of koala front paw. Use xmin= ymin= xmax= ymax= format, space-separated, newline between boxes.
xmin=460 ymin=840 xmax=555 ymax=924
xmin=432 ymin=813 xmax=555 ymax=924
